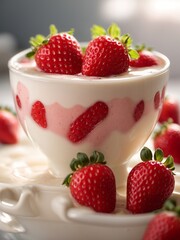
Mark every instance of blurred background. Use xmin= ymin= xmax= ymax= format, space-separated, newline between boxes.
xmin=0 ymin=0 xmax=180 ymax=105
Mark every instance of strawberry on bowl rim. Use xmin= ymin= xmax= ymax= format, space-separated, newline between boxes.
xmin=9 ymin=49 xmax=170 ymax=83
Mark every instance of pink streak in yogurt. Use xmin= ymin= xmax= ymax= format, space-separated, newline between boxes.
xmin=15 ymin=81 xmax=159 ymax=147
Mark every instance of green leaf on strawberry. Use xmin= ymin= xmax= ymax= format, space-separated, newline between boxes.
xmin=63 ymin=150 xmax=106 ymax=178
xmin=143 ymin=199 xmax=180 ymax=239
xmin=27 ymin=24 xmax=58 ymax=58
xmin=134 ymin=43 xmax=153 ymax=52
xmin=140 ymin=146 xmax=153 ymax=161
xmin=129 ymin=44 xmax=158 ymax=67
xmin=128 ymin=49 xmax=140 ymax=60
xmin=107 ymin=23 xmax=121 ymax=39
xmin=154 ymin=120 xmax=180 ymax=165
xmin=154 ymin=148 xmax=164 ymax=162
xmin=90 ymin=23 xmax=139 ymax=61
xmin=27 ymin=24 xmax=75 ymax=58
xmin=49 ymin=24 xmax=58 ymax=36
xmin=91 ymin=25 xmax=106 ymax=39
xmin=141 ymin=147 xmax=175 ymax=171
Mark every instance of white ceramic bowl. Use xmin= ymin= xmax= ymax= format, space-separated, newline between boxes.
xmin=9 ymin=49 xmax=170 ymax=187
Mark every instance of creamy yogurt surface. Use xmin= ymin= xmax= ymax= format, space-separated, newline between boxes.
xmin=10 ymin=50 xmax=167 ymax=81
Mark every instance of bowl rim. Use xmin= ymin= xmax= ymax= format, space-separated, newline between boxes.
xmin=8 ymin=49 xmax=170 ymax=85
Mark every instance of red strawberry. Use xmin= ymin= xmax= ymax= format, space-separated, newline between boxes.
xmin=158 ymin=96 xmax=180 ymax=124
xmin=63 ymin=151 xmax=116 ymax=213
xmin=154 ymin=91 xmax=160 ymax=110
xmin=133 ymin=100 xmax=144 ymax=122
xmin=82 ymin=23 xmax=139 ymax=77
xmin=143 ymin=199 xmax=180 ymax=240
xmin=16 ymin=94 xmax=22 ymax=109
xmin=126 ymin=147 xmax=175 ymax=214
xmin=68 ymin=101 xmax=108 ymax=143
xmin=154 ymin=121 xmax=180 ymax=164
xmin=0 ymin=107 xmax=19 ymax=144
xmin=130 ymin=45 xmax=158 ymax=67
xmin=27 ymin=25 xmax=83 ymax=75
xmin=31 ymin=101 xmax=47 ymax=128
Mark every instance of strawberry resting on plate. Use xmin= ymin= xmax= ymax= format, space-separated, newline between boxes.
xmin=63 ymin=151 xmax=116 ymax=213
xmin=126 ymin=147 xmax=175 ymax=214
xmin=143 ymin=199 xmax=180 ymax=240
xmin=0 ymin=107 xmax=19 ymax=144
xmin=158 ymin=96 xmax=180 ymax=124
xmin=154 ymin=120 xmax=180 ymax=164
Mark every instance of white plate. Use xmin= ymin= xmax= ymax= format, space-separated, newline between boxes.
xmin=0 ymin=129 xmax=179 ymax=240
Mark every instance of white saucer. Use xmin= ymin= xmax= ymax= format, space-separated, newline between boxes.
xmin=0 ymin=130 xmax=179 ymax=240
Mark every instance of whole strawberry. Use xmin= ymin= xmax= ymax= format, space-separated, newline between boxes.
xmin=154 ymin=121 xmax=180 ymax=164
xmin=158 ymin=96 xmax=180 ymax=124
xmin=126 ymin=147 xmax=175 ymax=214
xmin=27 ymin=25 xmax=83 ymax=74
xmin=0 ymin=107 xmax=19 ymax=144
xmin=82 ymin=23 xmax=139 ymax=77
xmin=129 ymin=45 xmax=158 ymax=67
xmin=143 ymin=199 xmax=180 ymax=240
xmin=63 ymin=151 xmax=116 ymax=213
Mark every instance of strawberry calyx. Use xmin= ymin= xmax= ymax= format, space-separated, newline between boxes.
xmin=140 ymin=146 xmax=175 ymax=172
xmin=26 ymin=24 xmax=74 ymax=58
xmin=0 ymin=106 xmax=16 ymax=116
xmin=63 ymin=151 xmax=106 ymax=187
xmin=133 ymin=43 xmax=153 ymax=53
xmin=154 ymin=118 xmax=173 ymax=138
xmin=90 ymin=23 xmax=139 ymax=60
xmin=161 ymin=199 xmax=180 ymax=217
